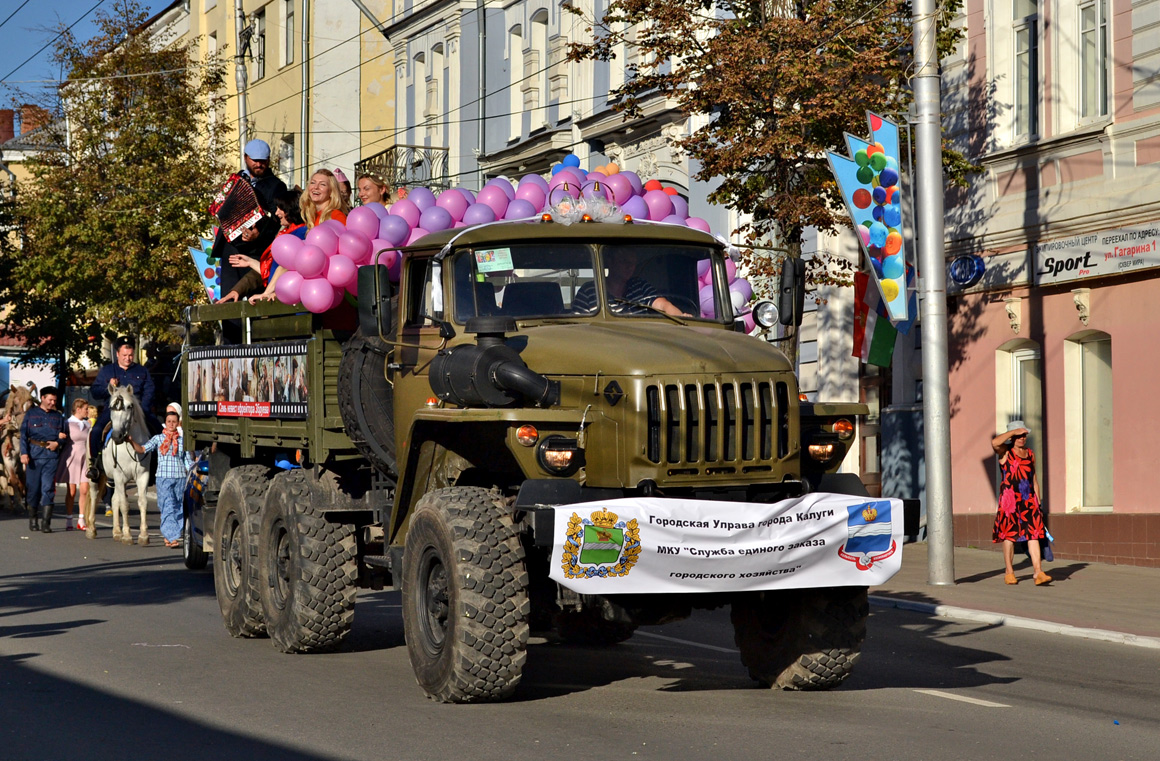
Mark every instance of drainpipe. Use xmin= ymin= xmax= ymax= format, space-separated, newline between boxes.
xmin=300 ymin=0 xmax=310 ymax=187
xmin=347 ymin=0 xmax=389 ymax=38
xmin=476 ymin=0 xmax=486 ymax=188
xmin=234 ymin=0 xmax=249 ymax=162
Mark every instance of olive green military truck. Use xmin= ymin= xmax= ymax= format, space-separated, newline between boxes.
xmin=181 ymin=218 xmax=882 ymax=703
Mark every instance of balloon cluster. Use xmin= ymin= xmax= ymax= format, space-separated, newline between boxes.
xmin=269 ymin=152 xmax=753 ymax=322
xmin=850 ymin=143 xmax=904 ymax=303
xmin=697 ymin=256 xmax=755 ymax=332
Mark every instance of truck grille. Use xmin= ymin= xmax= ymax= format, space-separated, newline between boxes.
xmin=645 ymin=379 xmax=790 ymax=469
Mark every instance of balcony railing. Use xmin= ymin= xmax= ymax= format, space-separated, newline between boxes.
xmin=354 ymin=144 xmax=449 ymax=191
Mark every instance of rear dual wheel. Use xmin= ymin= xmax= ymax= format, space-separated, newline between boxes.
xmin=212 ymin=466 xmax=273 ymax=637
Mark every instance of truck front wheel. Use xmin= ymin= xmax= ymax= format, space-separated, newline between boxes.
xmin=730 ymin=586 xmax=868 ymax=690
xmin=258 ymin=470 xmax=358 ymax=653
xmin=402 ymin=487 xmax=530 ymax=703
xmin=212 ymin=466 xmax=273 ymax=637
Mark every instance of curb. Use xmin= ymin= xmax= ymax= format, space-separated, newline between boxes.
xmin=869 ymin=595 xmax=1160 ymax=650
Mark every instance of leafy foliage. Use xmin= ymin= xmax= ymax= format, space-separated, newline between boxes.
xmin=567 ymin=0 xmax=974 ymax=291
xmin=1 ymin=0 xmax=228 ymax=370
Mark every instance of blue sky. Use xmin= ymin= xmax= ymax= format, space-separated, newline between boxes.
xmin=0 ymin=0 xmax=166 ymax=111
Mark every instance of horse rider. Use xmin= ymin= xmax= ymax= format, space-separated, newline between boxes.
xmin=88 ymin=336 xmax=159 ymax=481
xmin=20 ymin=386 xmax=67 ymax=532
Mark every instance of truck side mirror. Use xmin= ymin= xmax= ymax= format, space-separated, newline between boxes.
xmin=358 ymin=264 xmax=394 ymax=339
xmin=778 ymin=257 xmax=805 ymax=326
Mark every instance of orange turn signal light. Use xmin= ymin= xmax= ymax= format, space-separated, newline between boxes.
xmin=541 ymin=213 xmax=553 ymax=222
xmin=516 ymin=425 xmax=539 ymax=446
xmin=833 ymin=418 xmax=855 ymax=440
xmin=425 ymin=397 xmax=439 ymax=407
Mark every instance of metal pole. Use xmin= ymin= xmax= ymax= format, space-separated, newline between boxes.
xmin=234 ymin=0 xmax=249 ymax=163
xmin=912 ymin=0 xmax=955 ymax=585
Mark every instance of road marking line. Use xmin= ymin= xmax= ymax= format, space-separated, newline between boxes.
xmin=913 ymin=689 xmax=1010 ymax=708
xmin=635 ymin=631 xmax=739 ymax=654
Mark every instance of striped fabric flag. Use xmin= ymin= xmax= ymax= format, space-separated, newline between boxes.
xmin=853 ymin=271 xmax=897 ymax=367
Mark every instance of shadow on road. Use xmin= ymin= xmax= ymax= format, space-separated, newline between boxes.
xmin=0 ymin=652 xmax=340 ymax=761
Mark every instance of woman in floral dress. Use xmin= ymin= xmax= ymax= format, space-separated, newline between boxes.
xmin=991 ymin=421 xmax=1051 ymax=586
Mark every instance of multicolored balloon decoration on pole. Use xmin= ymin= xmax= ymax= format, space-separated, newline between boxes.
xmin=826 ymin=112 xmax=909 ymax=323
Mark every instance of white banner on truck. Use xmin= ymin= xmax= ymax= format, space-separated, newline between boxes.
xmin=549 ymin=493 xmax=902 ymax=594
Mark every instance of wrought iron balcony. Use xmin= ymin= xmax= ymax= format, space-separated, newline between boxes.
xmin=354 ymin=144 xmax=449 ymax=191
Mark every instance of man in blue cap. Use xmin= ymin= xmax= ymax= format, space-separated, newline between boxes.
xmin=20 ymin=386 xmax=67 ymax=532
xmin=87 ymin=336 xmax=159 ymax=483
xmin=215 ymin=138 xmax=289 ymax=304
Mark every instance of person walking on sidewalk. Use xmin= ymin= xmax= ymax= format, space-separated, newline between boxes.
xmin=56 ymin=398 xmax=92 ymax=531
xmin=19 ymin=387 xmax=67 ymax=533
xmin=991 ymin=420 xmax=1051 ymax=586
xmin=127 ymin=410 xmax=192 ymax=548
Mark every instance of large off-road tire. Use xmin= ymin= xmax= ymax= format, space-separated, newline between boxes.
xmin=259 ymin=469 xmax=358 ymax=653
xmin=554 ymin=599 xmax=637 ymax=646
xmin=402 ymin=487 xmax=530 ymax=703
xmin=183 ymin=510 xmax=208 ymax=570
xmin=731 ymin=586 xmax=868 ymax=690
xmin=212 ymin=466 xmax=274 ymax=637
xmin=337 ymin=327 xmax=397 ymax=478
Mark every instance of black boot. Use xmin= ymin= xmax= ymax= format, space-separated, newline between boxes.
xmin=41 ymin=504 xmax=53 ymax=533
xmin=28 ymin=504 xmax=39 ymax=532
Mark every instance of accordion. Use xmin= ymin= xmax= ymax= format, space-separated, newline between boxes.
xmin=210 ymin=174 xmax=266 ymax=241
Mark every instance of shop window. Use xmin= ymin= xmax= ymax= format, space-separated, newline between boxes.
xmin=1065 ymin=331 xmax=1112 ymax=510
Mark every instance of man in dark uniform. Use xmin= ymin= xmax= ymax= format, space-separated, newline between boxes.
xmin=88 ymin=337 xmax=159 ymax=480
xmin=20 ymin=386 xmax=67 ymax=532
xmin=215 ymin=139 xmax=288 ymax=302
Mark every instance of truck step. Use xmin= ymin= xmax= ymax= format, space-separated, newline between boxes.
xmin=363 ymin=554 xmax=391 ymax=569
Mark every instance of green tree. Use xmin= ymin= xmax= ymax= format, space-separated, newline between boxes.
xmin=1 ymin=0 xmax=228 ymax=370
xmin=567 ymin=0 xmax=974 ymax=291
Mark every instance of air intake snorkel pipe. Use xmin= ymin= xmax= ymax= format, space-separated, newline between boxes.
xmin=492 ymin=361 xmax=557 ymax=407
xmin=428 ymin=316 xmax=560 ymax=408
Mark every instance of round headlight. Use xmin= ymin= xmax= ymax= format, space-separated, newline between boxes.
xmin=753 ymin=299 xmax=779 ymax=328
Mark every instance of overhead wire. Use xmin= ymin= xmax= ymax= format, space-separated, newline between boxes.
xmin=0 ymin=0 xmax=108 ymax=83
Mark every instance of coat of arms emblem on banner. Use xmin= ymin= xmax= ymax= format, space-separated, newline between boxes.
xmin=837 ymin=500 xmax=897 ymax=570
xmin=560 ymin=509 xmax=641 ymax=579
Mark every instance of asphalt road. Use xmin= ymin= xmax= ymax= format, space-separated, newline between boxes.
xmin=2 ymin=509 xmax=1157 ymax=761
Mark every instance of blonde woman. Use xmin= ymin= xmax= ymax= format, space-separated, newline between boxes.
xmin=300 ymin=169 xmax=350 ymax=228
xmin=56 ymin=398 xmax=92 ymax=530
xmin=357 ymin=173 xmax=390 ymax=205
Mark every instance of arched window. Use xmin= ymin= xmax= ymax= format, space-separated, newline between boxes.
xmin=995 ymin=339 xmax=1043 ymax=447
xmin=508 ymin=25 xmax=523 ymax=140
xmin=1065 ymin=330 xmax=1113 ymax=509
xmin=530 ymin=10 xmax=549 ymax=128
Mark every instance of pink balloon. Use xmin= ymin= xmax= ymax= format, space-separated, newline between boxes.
xmin=305 ymin=226 xmax=340 ymax=257
xmin=724 ymin=258 xmax=737 ymax=282
xmin=326 ymin=254 xmax=358 ymax=288
xmin=338 ymin=229 xmax=372 ymax=264
xmin=300 ymin=277 xmax=335 ymax=313
xmin=604 ymin=174 xmax=634 ymax=205
xmin=346 ymin=272 xmax=360 ymax=297
xmin=295 ymin=244 xmax=328 ymax=279
xmin=696 ymin=259 xmax=712 ymax=279
xmin=476 ymin=185 xmax=510 ymax=218
xmin=454 ymin=187 xmax=476 ymax=206
xmin=685 ymin=217 xmax=712 ymax=233
xmin=389 ymin=198 xmax=421 ymax=227
xmin=406 ymin=227 xmax=431 ymax=246
xmin=436 ymin=190 xmax=469 ymax=222
xmin=274 ymin=270 xmax=304 ymax=305
xmin=346 ymin=206 xmax=380 ymax=240
xmin=562 ymin=167 xmax=588 ymax=187
xmin=271 ymin=234 xmax=303 ymax=268
xmin=742 ymin=312 xmax=757 ymax=333
xmin=408 ymin=187 xmax=437 ymax=211
xmin=586 ymin=171 xmax=607 ymax=182
xmin=699 ymin=283 xmax=716 ymax=318
xmin=580 ymin=181 xmax=611 ymax=201
xmin=485 ymin=177 xmax=515 ymax=200
xmin=333 ymin=285 xmax=348 ymax=308
xmin=375 ymin=248 xmax=399 ymax=269
xmin=321 ymin=218 xmax=347 ymax=235
xmin=643 ymin=189 xmax=673 ymax=221
xmin=514 ymin=182 xmax=546 ymax=212
xmin=518 ymin=174 xmax=549 ymax=194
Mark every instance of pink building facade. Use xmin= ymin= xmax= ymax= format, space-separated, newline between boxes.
xmin=940 ymin=0 xmax=1160 ymax=565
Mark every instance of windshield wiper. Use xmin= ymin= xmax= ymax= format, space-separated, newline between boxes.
xmin=610 ymin=297 xmax=687 ymax=325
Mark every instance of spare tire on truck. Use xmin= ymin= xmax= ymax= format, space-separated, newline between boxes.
xmin=731 ymin=586 xmax=868 ymax=690
xmin=338 ymin=327 xmax=396 ymax=478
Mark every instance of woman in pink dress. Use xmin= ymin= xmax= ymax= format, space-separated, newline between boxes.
xmin=56 ymin=398 xmax=92 ymax=531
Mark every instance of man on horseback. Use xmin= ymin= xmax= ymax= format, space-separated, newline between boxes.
xmin=88 ymin=337 xmax=159 ymax=481
xmin=20 ymin=386 xmax=67 ymax=532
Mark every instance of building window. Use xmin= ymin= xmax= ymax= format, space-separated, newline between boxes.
xmin=426 ymin=44 xmax=444 ymax=145
xmin=284 ymin=0 xmax=295 ymax=67
xmin=530 ymin=11 xmax=549 ymax=129
xmin=278 ymin=135 xmax=294 ymax=187
xmin=253 ymin=10 xmax=266 ymax=80
xmin=508 ymin=26 xmax=524 ymax=140
xmin=1079 ymin=0 xmax=1108 ymax=120
xmin=1013 ymin=0 xmax=1038 ymax=139
xmin=996 ymin=339 xmax=1043 ymax=494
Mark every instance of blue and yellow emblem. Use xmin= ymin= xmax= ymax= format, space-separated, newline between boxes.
xmin=561 ymin=508 xmax=641 ymax=579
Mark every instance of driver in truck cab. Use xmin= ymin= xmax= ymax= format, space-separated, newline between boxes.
xmin=571 ymin=250 xmax=688 ymax=317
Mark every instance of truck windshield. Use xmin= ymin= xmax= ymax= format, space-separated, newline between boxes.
xmin=452 ymin=241 xmax=723 ymax=322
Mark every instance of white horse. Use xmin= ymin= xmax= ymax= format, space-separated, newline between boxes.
xmin=85 ymin=383 xmax=153 ymax=545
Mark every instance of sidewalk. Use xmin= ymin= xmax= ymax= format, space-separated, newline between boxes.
xmin=871 ymin=542 xmax=1160 ymax=648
